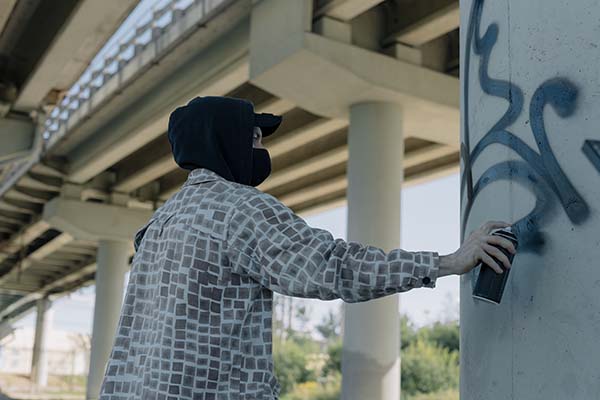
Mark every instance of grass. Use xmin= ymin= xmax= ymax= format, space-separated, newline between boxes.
xmin=0 ymin=373 xmax=86 ymax=400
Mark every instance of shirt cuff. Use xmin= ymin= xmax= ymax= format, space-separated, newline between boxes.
xmin=412 ymin=251 xmax=440 ymax=288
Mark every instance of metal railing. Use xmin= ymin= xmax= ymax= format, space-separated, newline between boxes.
xmin=42 ymin=0 xmax=228 ymax=150
xmin=0 ymin=0 xmax=230 ymax=198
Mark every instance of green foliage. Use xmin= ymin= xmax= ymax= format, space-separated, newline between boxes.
xmin=274 ymin=314 xmax=460 ymax=399
xmin=401 ymin=316 xmax=459 ymax=353
xmin=281 ymin=372 xmax=341 ymax=400
xmin=400 ymin=338 xmax=459 ymax=397
xmin=417 ymin=320 xmax=460 ymax=353
xmin=320 ymin=338 xmax=342 ymax=377
xmin=285 ymin=330 xmax=321 ymax=353
xmin=405 ymin=388 xmax=460 ymax=400
xmin=400 ymin=314 xmax=418 ymax=349
xmin=273 ymin=338 xmax=317 ymax=395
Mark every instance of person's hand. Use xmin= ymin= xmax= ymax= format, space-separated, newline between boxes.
xmin=438 ymin=221 xmax=516 ymax=277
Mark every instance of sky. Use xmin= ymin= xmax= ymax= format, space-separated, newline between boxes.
xmin=13 ymin=171 xmax=461 ymax=336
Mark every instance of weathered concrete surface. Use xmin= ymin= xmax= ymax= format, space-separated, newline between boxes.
xmin=459 ymin=1 xmax=600 ymax=399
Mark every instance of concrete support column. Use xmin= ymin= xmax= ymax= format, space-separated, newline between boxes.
xmin=86 ymin=240 xmax=129 ymax=400
xmin=341 ymin=102 xmax=404 ymax=400
xmin=30 ymin=297 xmax=52 ymax=387
xmin=460 ymin=1 xmax=600 ymax=398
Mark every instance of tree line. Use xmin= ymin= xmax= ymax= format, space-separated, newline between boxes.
xmin=272 ymin=297 xmax=460 ymax=400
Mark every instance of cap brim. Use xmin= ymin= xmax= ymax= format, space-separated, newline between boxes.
xmin=254 ymin=113 xmax=282 ymax=137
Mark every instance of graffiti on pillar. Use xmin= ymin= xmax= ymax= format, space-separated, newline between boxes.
xmin=583 ymin=140 xmax=600 ymax=173
xmin=461 ymin=0 xmax=592 ymax=255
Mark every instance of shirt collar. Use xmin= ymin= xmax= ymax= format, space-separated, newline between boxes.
xmin=182 ymin=168 xmax=224 ymax=187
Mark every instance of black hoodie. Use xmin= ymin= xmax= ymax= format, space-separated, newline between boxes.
xmin=167 ymin=96 xmax=281 ymax=186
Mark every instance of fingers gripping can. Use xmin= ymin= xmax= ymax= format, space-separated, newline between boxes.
xmin=472 ymin=226 xmax=518 ymax=304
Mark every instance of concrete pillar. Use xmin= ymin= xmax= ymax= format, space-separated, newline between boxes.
xmin=30 ymin=297 xmax=52 ymax=387
xmin=460 ymin=1 xmax=600 ymax=399
xmin=41 ymin=197 xmax=151 ymax=399
xmin=86 ymin=240 xmax=129 ymax=400
xmin=341 ymin=102 xmax=404 ymax=400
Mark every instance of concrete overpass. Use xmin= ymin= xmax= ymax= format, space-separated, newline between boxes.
xmin=0 ymin=0 xmax=460 ymax=398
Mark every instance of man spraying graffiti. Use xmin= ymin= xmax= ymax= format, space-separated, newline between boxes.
xmin=98 ymin=96 xmax=516 ymax=399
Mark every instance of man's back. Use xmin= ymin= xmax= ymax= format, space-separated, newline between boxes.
xmin=99 ymin=168 xmax=281 ymax=399
xmin=99 ymin=167 xmax=440 ymax=399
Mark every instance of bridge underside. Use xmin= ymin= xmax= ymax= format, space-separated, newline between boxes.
xmin=0 ymin=0 xmax=460 ymax=396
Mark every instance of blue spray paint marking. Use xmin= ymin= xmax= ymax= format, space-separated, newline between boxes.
xmin=528 ymin=79 xmax=589 ymax=224
xmin=582 ymin=140 xmax=600 ymax=173
xmin=461 ymin=0 xmax=590 ymax=255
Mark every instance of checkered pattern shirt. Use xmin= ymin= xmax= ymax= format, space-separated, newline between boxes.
xmin=99 ymin=167 xmax=440 ymax=400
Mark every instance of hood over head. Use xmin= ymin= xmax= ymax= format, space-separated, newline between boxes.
xmin=167 ymin=96 xmax=282 ymax=186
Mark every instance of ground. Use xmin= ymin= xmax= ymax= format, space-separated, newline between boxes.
xmin=0 ymin=373 xmax=85 ymax=400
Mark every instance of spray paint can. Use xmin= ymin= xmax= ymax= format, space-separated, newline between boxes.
xmin=472 ymin=226 xmax=518 ymax=304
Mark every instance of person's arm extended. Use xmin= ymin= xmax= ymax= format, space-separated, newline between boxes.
xmin=224 ymin=191 xmax=443 ymax=303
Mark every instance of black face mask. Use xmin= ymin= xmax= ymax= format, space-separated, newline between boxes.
xmin=250 ymin=148 xmax=271 ymax=187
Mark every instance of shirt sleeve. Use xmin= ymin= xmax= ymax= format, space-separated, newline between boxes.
xmin=224 ymin=190 xmax=440 ymax=303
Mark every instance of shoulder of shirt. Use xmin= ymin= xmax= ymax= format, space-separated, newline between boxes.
xmin=228 ymin=183 xmax=291 ymax=217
